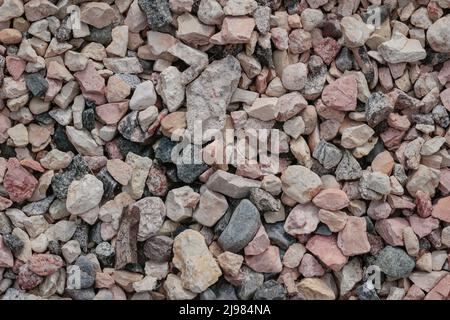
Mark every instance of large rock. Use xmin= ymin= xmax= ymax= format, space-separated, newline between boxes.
xmin=218 ymin=199 xmax=261 ymax=253
xmin=186 ymin=56 xmax=241 ymax=142
xmin=173 ymin=229 xmax=222 ymax=293
xmin=374 ymin=246 xmax=415 ymax=279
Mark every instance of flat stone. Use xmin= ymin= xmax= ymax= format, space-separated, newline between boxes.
xmin=306 ymin=235 xmax=348 ymax=271
xmin=378 ymin=33 xmax=426 ymax=63
xmin=322 ymin=75 xmax=358 ymax=111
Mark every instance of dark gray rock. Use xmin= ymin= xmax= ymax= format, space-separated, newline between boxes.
xmin=65 ymin=288 xmax=95 ymax=300
xmin=95 ymin=242 xmax=115 ymax=267
xmin=3 ymin=233 xmax=24 ymax=254
xmin=118 ymin=111 xmax=150 ymax=143
xmin=154 ymin=137 xmax=177 ymax=163
xmin=218 ymin=199 xmax=261 ymax=253
xmin=47 ymin=240 xmax=61 ymax=256
xmin=374 ymin=246 xmax=415 ymax=279
xmin=264 ymin=222 xmax=295 ymax=250
xmin=87 ymin=25 xmax=113 ymax=45
xmin=175 ymin=144 xmax=208 ymax=184
xmin=82 ymin=108 xmax=96 ymax=131
xmin=313 ymin=139 xmax=343 ymax=170
xmin=72 ymin=222 xmax=89 ymax=253
xmin=365 ymin=92 xmax=394 ymax=127
xmin=53 ymin=124 xmax=76 ymax=153
xmin=335 ymin=151 xmax=362 ymax=181
xmin=253 ymin=280 xmax=286 ymax=300
xmin=303 ymin=55 xmax=327 ymax=99
xmin=138 ymin=0 xmax=172 ymax=30
xmin=90 ymin=223 xmax=103 ymax=245
xmin=51 ymin=155 xmax=90 ymax=199
xmin=237 ymin=266 xmax=264 ymax=300
xmin=336 ymin=47 xmax=353 ymax=73
xmin=96 ymin=168 xmax=119 ymax=200
xmin=22 ymin=195 xmax=55 ymax=216
xmin=314 ymin=224 xmax=333 ymax=236
xmin=356 ymin=281 xmax=380 ymax=300
xmin=73 ymin=255 xmax=96 ymax=289
xmin=393 ymin=163 xmax=408 ymax=185
xmin=143 ymin=235 xmax=173 ymax=262
xmin=432 ymin=105 xmax=449 ymax=128
xmin=25 ymin=73 xmax=48 ymax=97
xmin=249 ymin=188 xmax=281 ymax=212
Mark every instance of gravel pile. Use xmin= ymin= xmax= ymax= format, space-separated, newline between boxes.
xmin=0 ymin=0 xmax=450 ymax=300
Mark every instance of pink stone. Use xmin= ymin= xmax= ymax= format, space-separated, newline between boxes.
xmin=0 ymin=113 xmax=11 ymax=144
xmin=312 ymin=188 xmax=349 ymax=210
xmin=367 ymin=200 xmax=392 ymax=220
xmin=5 ymin=56 xmax=26 ymax=80
xmin=305 ymin=235 xmax=348 ymax=272
xmin=0 ymin=235 xmax=14 ymax=268
xmin=276 ymin=92 xmax=308 ymax=121
xmin=313 ymin=37 xmax=341 ymax=65
xmin=244 ymin=226 xmax=270 ymax=256
xmin=17 ymin=264 xmax=43 ymax=290
xmin=3 ymin=158 xmax=38 ymax=203
xmin=235 ymin=162 xmax=263 ymax=180
xmin=404 ymin=284 xmax=425 ymax=300
xmin=95 ymin=272 xmax=115 ymax=289
xmin=298 ymin=253 xmax=324 ymax=277
xmin=408 ymin=215 xmax=440 ymax=238
xmin=374 ymin=217 xmax=409 ymax=246
xmin=321 ymin=75 xmax=358 ymax=111
xmin=96 ymin=102 xmax=129 ymax=125
xmin=432 ymin=196 xmax=450 ymax=223
xmin=146 ymin=164 xmax=169 ymax=197
xmin=424 ymin=275 xmax=450 ymax=300
xmin=415 ymin=190 xmax=432 ymax=218
xmin=74 ymin=61 xmax=106 ymax=105
xmin=245 ymin=245 xmax=282 ymax=273
xmin=28 ymin=254 xmax=64 ymax=276
xmin=439 ymin=169 xmax=450 ymax=195
xmin=284 ymin=203 xmax=320 ymax=236
xmin=438 ymin=60 xmax=450 ymax=85
xmin=441 ymin=88 xmax=450 ymax=111
xmin=20 ymin=158 xmax=44 ymax=173
xmin=44 ymin=78 xmax=63 ymax=102
xmin=271 ymin=27 xmax=289 ymax=50
xmin=83 ymin=155 xmax=108 ymax=172
xmin=221 ymin=17 xmax=255 ymax=44
xmin=387 ymin=195 xmax=416 ymax=210
xmin=0 ymin=196 xmax=12 ymax=211
xmin=380 ymin=128 xmax=405 ymax=150
xmin=337 ymin=216 xmax=371 ymax=256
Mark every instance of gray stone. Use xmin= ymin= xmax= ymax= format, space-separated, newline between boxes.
xmin=335 ymin=151 xmax=362 ymax=181
xmin=374 ymin=246 xmax=415 ymax=279
xmin=313 ymin=140 xmax=343 ymax=170
xmin=249 ymin=188 xmax=281 ymax=212
xmin=365 ymin=92 xmax=394 ymax=127
xmin=138 ymin=0 xmax=172 ymax=30
xmin=186 ymin=56 xmax=241 ymax=142
xmin=253 ymin=280 xmax=286 ymax=300
xmin=237 ymin=266 xmax=264 ymax=300
xmin=218 ymin=199 xmax=261 ymax=253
